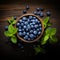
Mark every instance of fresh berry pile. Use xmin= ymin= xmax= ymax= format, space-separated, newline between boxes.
xmin=16 ymin=15 xmax=42 ymax=41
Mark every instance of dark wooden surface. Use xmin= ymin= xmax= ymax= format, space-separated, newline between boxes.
xmin=0 ymin=0 xmax=60 ymax=57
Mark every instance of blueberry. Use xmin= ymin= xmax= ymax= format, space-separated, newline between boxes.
xmin=24 ymin=21 xmax=28 ymax=25
xmin=22 ymin=28 xmax=24 ymax=31
xmin=22 ymin=17 xmax=27 ymax=21
xmin=23 ymin=25 xmax=27 ymax=29
xmin=37 ymin=12 xmax=41 ymax=15
xmin=23 ymin=10 xmax=27 ymax=14
xmin=36 ymin=8 xmax=40 ymax=11
xmin=33 ymin=17 xmax=36 ymax=19
xmin=26 ymin=5 xmax=29 ymax=10
xmin=33 ymin=11 xmax=37 ymax=15
xmin=30 ymin=30 xmax=33 ymax=33
xmin=39 ymin=27 xmax=42 ymax=31
xmin=39 ymin=24 xmax=41 ymax=27
xmin=46 ymin=11 xmax=51 ymax=16
xmin=18 ymin=29 xmax=22 ymax=32
xmin=14 ymin=16 xmax=17 ymax=20
xmin=33 ymin=31 xmax=37 ymax=35
xmin=19 ymin=26 xmax=21 ymax=29
xmin=29 ymin=16 xmax=33 ymax=19
xmin=4 ymin=26 xmax=8 ymax=30
xmin=21 ymin=23 xmax=24 ymax=26
xmin=24 ymin=35 xmax=29 ymax=40
xmin=29 ymin=34 xmax=34 ymax=39
xmin=37 ymin=28 xmax=40 ymax=32
xmin=26 ymin=32 xmax=29 ymax=35
xmin=23 ymin=31 xmax=26 ymax=36
xmin=27 ymin=25 xmax=31 ymax=29
xmin=38 ymin=31 xmax=41 ymax=35
xmin=39 ymin=8 xmax=44 ymax=11
xmin=16 ymin=23 xmax=20 ymax=27
xmin=30 ymin=25 xmax=34 ymax=28
xmin=34 ymin=25 xmax=38 ymax=28
xmin=18 ymin=32 xmax=23 ymax=36
xmin=39 ymin=12 xmax=44 ymax=17
xmin=26 ymin=28 xmax=29 ymax=31
xmin=19 ymin=19 xmax=23 ymax=23
xmin=28 ymin=38 xmax=31 ymax=41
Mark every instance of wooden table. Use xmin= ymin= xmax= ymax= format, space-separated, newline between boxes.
xmin=0 ymin=0 xmax=60 ymax=57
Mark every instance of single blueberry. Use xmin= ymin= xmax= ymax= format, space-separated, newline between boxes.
xmin=29 ymin=16 xmax=33 ymax=19
xmin=24 ymin=21 xmax=28 ymax=25
xmin=19 ymin=19 xmax=23 ymax=23
xmin=46 ymin=11 xmax=51 ymax=16
xmin=37 ymin=28 xmax=40 ymax=32
xmin=39 ymin=24 xmax=41 ymax=27
xmin=39 ymin=12 xmax=44 ymax=17
xmin=38 ymin=31 xmax=41 ymax=35
xmin=30 ymin=25 xmax=34 ymax=28
xmin=26 ymin=32 xmax=29 ymax=35
xmin=26 ymin=28 xmax=29 ymax=31
xmin=34 ymin=25 xmax=38 ymax=28
xmin=33 ymin=16 xmax=36 ymax=19
xmin=23 ymin=10 xmax=27 ymax=14
xmin=22 ymin=17 xmax=27 ymax=21
xmin=18 ymin=32 xmax=23 ymax=36
xmin=23 ymin=31 xmax=26 ymax=36
xmin=33 ymin=11 xmax=37 ymax=15
xmin=21 ymin=23 xmax=24 ymax=26
xmin=33 ymin=31 xmax=37 ymax=35
xmin=4 ymin=26 xmax=8 ymax=30
xmin=27 ymin=25 xmax=31 ymax=29
xmin=18 ymin=29 xmax=22 ymax=32
xmin=30 ymin=30 xmax=33 ymax=33
xmin=39 ymin=27 xmax=42 ymax=31
xmin=29 ymin=34 xmax=35 ymax=39
xmin=36 ymin=8 xmax=40 ymax=11
xmin=24 ymin=35 xmax=29 ymax=40
xmin=16 ymin=23 xmax=20 ymax=27
xmin=19 ymin=26 xmax=21 ymax=29
xmin=26 ymin=5 xmax=29 ymax=10
xmin=14 ymin=16 xmax=17 ymax=20
xmin=23 ymin=25 xmax=27 ymax=29
xmin=28 ymin=38 xmax=31 ymax=41
xmin=37 ymin=12 xmax=41 ymax=15
xmin=22 ymin=28 xmax=24 ymax=31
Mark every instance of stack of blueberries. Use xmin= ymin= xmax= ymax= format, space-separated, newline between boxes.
xmin=16 ymin=15 xmax=42 ymax=41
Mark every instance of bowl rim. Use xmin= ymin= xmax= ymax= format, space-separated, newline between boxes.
xmin=15 ymin=13 xmax=44 ymax=43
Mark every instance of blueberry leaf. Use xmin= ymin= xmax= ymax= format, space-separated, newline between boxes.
xmin=34 ymin=45 xmax=43 ymax=54
xmin=11 ymin=35 xmax=17 ymax=44
xmin=50 ymin=28 xmax=57 ymax=36
xmin=41 ymin=34 xmax=49 ymax=45
xmin=49 ymin=36 xmax=58 ymax=43
xmin=12 ymin=20 xmax=17 ymax=24
xmin=4 ymin=31 xmax=13 ymax=37
xmin=47 ymin=23 xmax=52 ymax=26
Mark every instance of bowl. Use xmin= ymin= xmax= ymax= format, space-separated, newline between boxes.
xmin=15 ymin=14 xmax=44 ymax=43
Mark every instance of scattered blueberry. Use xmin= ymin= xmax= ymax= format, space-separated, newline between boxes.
xmin=39 ymin=12 xmax=44 ymax=17
xmin=33 ymin=11 xmax=37 ymax=15
xmin=46 ymin=11 xmax=51 ymax=16
xmin=36 ymin=8 xmax=40 ymax=11
xmin=4 ymin=26 xmax=8 ymax=30
xmin=14 ymin=16 xmax=17 ymax=20
xmin=23 ymin=10 xmax=27 ymax=14
xmin=26 ymin=5 xmax=29 ymax=10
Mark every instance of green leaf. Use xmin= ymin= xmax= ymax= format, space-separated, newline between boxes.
xmin=41 ymin=34 xmax=49 ymax=45
xmin=50 ymin=28 xmax=57 ymax=36
xmin=8 ymin=16 xmax=14 ymax=24
xmin=12 ymin=20 xmax=17 ymax=24
xmin=8 ymin=24 xmax=14 ymax=33
xmin=4 ymin=31 xmax=13 ymax=37
xmin=13 ymin=28 xmax=18 ymax=34
xmin=43 ymin=17 xmax=50 ymax=24
xmin=50 ymin=36 xmax=58 ymax=43
xmin=35 ymin=45 xmax=43 ymax=54
xmin=47 ymin=23 xmax=52 ymax=26
xmin=8 ymin=24 xmax=17 ymax=34
xmin=45 ymin=28 xmax=51 ymax=34
xmin=11 ymin=35 xmax=17 ymax=44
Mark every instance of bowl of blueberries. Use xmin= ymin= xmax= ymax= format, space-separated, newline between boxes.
xmin=16 ymin=14 xmax=44 ymax=43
